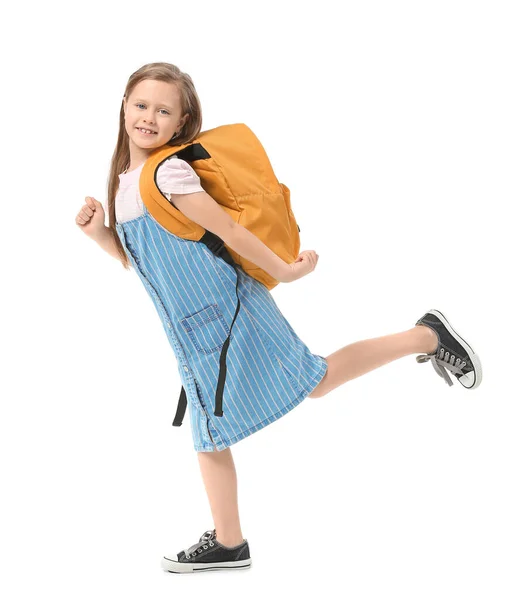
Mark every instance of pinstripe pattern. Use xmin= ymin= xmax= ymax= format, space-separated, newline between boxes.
xmin=115 ymin=204 xmax=327 ymax=452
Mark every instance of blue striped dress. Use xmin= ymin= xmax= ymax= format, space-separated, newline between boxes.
xmin=114 ymin=163 xmax=328 ymax=452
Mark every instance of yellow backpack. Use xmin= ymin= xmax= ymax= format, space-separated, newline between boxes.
xmin=139 ymin=123 xmax=300 ymax=289
xmin=138 ymin=123 xmax=302 ymax=426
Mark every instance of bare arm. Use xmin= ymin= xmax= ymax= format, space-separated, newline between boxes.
xmin=93 ymin=226 xmax=122 ymax=261
xmin=170 ymin=191 xmax=292 ymax=282
xmin=223 ymin=224 xmax=291 ymax=282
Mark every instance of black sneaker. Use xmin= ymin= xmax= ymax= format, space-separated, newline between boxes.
xmin=161 ymin=529 xmax=252 ymax=574
xmin=415 ymin=309 xmax=482 ymax=390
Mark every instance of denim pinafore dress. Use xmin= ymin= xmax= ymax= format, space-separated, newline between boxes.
xmin=115 ymin=204 xmax=328 ymax=453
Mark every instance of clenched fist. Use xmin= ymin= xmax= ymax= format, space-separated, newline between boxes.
xmin=76 ymin=197 xmax=106 ymax=240
xmin=280 ymin=250 xmax=319 ymax=283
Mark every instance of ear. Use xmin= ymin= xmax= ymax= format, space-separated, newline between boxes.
xmin=179 ymin=113 xmax=190 ymax=129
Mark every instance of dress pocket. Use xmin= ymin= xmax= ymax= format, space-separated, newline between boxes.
xmin=180 ymin=304 xmax=230 ymax=354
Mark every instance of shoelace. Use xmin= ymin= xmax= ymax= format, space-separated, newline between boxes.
xmin=184 ymin=530 xmax=216 ymax=559
xmin=416 ymin=347 xmax=467 ymax=386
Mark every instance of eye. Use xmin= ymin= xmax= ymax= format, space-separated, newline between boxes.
xmin=136 ymin=103 xmax=170 ymax=115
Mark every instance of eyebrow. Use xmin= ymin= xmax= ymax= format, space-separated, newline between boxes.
xmin=134 ymin=98 xmax=174 ymax=110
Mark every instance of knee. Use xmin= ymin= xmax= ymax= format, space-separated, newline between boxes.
xmin=309 ymin=372 xmax=329 ymax=399
xmin=308 ymin=360 xmax=332 ymax=398
xmin=309 ymin=387 xmax=325 ymax=399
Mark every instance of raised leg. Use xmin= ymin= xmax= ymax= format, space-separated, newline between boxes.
xmin=309 ymin=325 xmax=438 ymax=398
xmin=197 ymin=447 xmax=245 ymax=548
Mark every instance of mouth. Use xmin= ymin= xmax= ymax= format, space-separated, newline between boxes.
xmin=136 ymin=127 xmax=157 ymax=135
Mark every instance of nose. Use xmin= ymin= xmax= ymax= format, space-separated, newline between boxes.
xmin=143 ymin=110 xmax=156 ymax=125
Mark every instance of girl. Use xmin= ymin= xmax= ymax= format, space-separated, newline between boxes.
xmin=76 ymin=62 xmax=482 ymax=574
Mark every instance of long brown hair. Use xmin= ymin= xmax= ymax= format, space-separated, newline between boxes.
xmin=106 ymin=62 xmax=203 ymax=268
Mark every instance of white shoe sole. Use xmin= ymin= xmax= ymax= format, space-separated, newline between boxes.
xmin=427 ymin=309 xmax=483 ymax=390
xmin=161 ymin=556 xmax=252 ymax=573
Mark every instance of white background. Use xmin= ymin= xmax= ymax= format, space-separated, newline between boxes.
xmin=1 ymin=0 xmax=523 ymax=598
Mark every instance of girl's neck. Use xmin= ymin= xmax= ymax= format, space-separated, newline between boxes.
xmin=127 ymin=142 xmax=153 ymax=174
xmin=124 ymin=160 xmax=146 ymax=174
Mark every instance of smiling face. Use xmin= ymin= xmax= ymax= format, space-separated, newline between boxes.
xmin=122 ymin=79 xmax=189 ymax=166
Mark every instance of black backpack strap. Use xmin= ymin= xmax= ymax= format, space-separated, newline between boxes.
xmin=172 ymin=229 xmax=241 ymax=425
xmin=214 ymin=262 xmax=241 ymax=417
xmin=167 ymin=142 xmax=211 ymax=161
xmin=172 ymin=386 xmax=188 ymax=426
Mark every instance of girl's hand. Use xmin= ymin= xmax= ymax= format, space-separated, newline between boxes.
xmin=76 ymin=197 xmax=106 ymax=240
xmin=280 ymin=250 xmax=319 ymax=283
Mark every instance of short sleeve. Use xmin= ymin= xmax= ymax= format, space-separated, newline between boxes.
xmin=156 ymin=157 xmax=204 ymax=202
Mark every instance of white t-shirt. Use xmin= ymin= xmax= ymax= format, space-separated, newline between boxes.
xmin=115 ymin=156 xmax=205 ymax=223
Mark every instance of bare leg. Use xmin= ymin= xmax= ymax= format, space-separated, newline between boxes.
xmin=309 ymin=325 xmax=438 ymax=398
xmin=197 ymin=447 xmax=245 ymax=548
xmin=193 ymin=326 xmax=437 ymax=545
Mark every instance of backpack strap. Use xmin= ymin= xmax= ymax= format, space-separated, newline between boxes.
xmin=172 ymin=230 xmax=241 ymax=426
xmin=172 ymin=386 xmax=188 ymax=427
xmin=169 ymin=142 xmax=211 ymax=162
